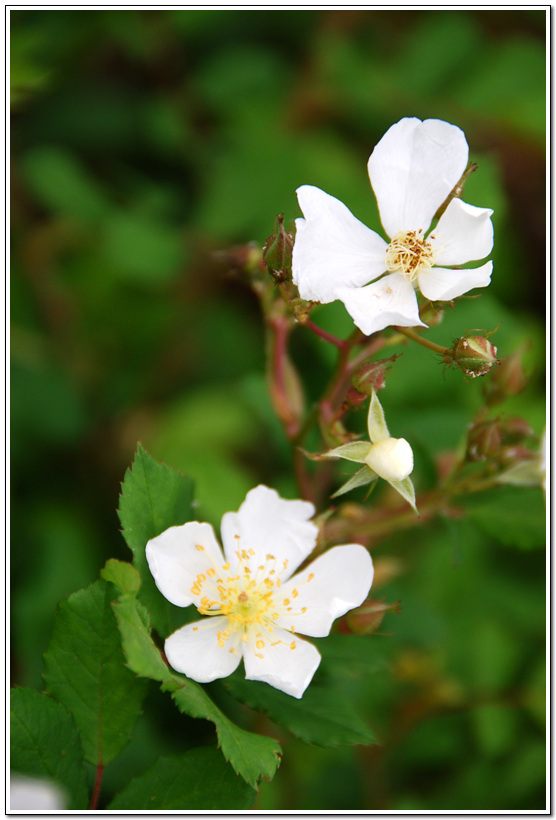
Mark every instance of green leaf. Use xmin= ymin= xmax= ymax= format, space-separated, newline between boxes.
xmin=10 ymin=688 xmax=89 ymax=810
xmin=225 ymin=675 xmax=376 ymax=748
xmin=462 ymin=486 xmax=545 ymax=549
xmin=42 ymin=578 xmax=148 ymax=766
xmin=101 ymin=559 xmax=282 ymax=788
xmin=316 ymin=633 xmax=388 ymax=680
xmin=331 ymin=465 xmax=377 ymax=499
xmin=171 ymin=686 xmax=281 ymax=788
xmin=108 ymin=747 xmax=256 ymax=810
xmin=117 ymin=443 xmax=195 ymax=635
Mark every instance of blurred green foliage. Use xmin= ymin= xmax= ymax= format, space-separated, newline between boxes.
xmin=11 ymin=9 xmax=546 ymax=811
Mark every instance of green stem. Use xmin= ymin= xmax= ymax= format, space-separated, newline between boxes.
xmin=394 ymin=326 xmax=450 ymax=356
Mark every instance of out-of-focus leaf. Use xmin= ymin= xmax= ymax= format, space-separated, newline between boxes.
xmin=462 ymin=486 xmax=545 ymax=550
xmin=470 ymin=703 xmax=518 ymax=758
xmin=10 ymin=688 xmax=89 ymax=810
xmin=42 ymin=578 xmax=148 ymax=766
xmin=101 ymin=208 xmax=184 ymax=283
xmin=20 ymin=146 xmax=111 ymax=222
xmin=108 ymin=747 xmax=256 ymax=810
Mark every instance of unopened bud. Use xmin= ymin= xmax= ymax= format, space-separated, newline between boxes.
xmin=498 ymin=416 xmax=535 ymax=445
xmin=467 ymin=418 xmax=502 ymax=461
xmin=344 ymin=599 xmax=401 ymax=635
xmin=484 ymin=347 xmax=529 ymax=404
xmin=445 ymin=333 xmax=499 ymax=378
xmin=262 ymin=213 xmax=293 ymax=282
xmin=352 ymin=354 xmax=400 ymax=395
xmin=365 ymin=437 xmax=413 ymax=482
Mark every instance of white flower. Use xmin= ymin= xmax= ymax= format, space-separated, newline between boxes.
xmin=146 ymin=485 xmax=373 ymax=698
xmin=322 ymin=389 xmax=416 ymax=511
xmin=292 ymin=117 xmax=494 ymax=336
xmin=10 ymin=776 xmax=67 ymax=811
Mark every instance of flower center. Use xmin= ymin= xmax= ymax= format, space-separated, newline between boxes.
xmin=189 ymin=539 xmax=312 ymax=659
xmin=385 ymin=230 xmax=436 ymax=282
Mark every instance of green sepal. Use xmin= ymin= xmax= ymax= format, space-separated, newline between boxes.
xmin=389 ymin=476 xmax=418 ymax=513
xmin=367 ymin=389 xmax=389 ymax=443
xmin=322 ymin=441 xmax=372 ymax=463
xmin=331 ymin=465 xmax=377 ymax=499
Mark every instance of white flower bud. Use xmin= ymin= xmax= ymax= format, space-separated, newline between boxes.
xmin=365 ymin=437 xmax=413 ymax=482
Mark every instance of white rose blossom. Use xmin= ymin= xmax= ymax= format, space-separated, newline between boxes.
xmin=146 ymin=485 xmax=373 ymax=698
xmin=292 ymin=117 xmax=494 ymax=336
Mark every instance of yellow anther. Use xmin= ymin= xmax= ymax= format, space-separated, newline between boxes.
xmin=292 ymin=589 xmax=299 ymax=599
xmin=195 ymin=544 xmax=205 ymax=551
xmin=256 ymin=639 xmax=265 ymax=649
xmin=207 ymin=568 xmax=216 ymax=577
xmin=290 ymin=641 xmax=296 ymax=650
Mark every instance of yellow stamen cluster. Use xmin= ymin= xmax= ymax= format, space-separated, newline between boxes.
xmin=385 ymin=230 xmax=437 ymax=282
xmin=189 ymin=537 xmax=315 ymax=660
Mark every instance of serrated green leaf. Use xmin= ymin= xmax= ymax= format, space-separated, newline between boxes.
xmin=331 ymin=465 xmax=377 ymax=499
xmin=108 ymin=747 xmax=256 ymax=810
xmin=42 ymin=578 xmax=148 ymax=766
xmin=101 ymin=559 xmax=281 ymax=788
xmin=225 ymin=675 xmax=376 ymax=748
xmin=171 ymin=686 xmax=281 ymax=788
xmin=462 ymin=486 xmax=545 ymax=549
xmin=117 ymin=443 xmax=195 ymax=635
xmin=10 ymin=688 xmax=89 ymax=810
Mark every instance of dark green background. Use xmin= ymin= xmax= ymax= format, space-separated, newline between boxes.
xmin=11 ymin=9 xmax=546 ymax=811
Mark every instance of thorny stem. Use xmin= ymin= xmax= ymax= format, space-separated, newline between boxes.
xmin=393 ymin=325 xmax=450 ymax=357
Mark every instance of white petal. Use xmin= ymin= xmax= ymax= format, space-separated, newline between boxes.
xmin=368 ymin=118 xmax=469 ymax=237
xmin=275 ymin=544 xmax=373 ymax=638
xmin=418 ymin=261 xmax=493 ymax=302
xmin=431 ymin=198 xmax=494 ymax=266
xmin=336 ymin=273 xmax=425 ymax=336
xmin=146 ymin=522 xmax=224 ymax=608
xmin=243 ymin=627 xmax=321 ymax=698
xmin=365 ymin=437 xmax=414 ymax=482
xmin=164 ymin=618 xmax=242 ymax=683
xmin=220 ymin=485 xmax=318 ymax=579
xmin=292 ymin=185 xmax=388 ymax=303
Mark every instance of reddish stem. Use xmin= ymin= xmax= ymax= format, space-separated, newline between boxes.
xmin=303 ymin=319 xmax=347 ymax=349
xmin=89 ymin=762 xmax=104 ymax=810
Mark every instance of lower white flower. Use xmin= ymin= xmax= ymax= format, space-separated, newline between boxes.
xmin=146 ymin=485 xmax=373 ymax=698
xmin=292 ymin=117 xmax=494 ymax=336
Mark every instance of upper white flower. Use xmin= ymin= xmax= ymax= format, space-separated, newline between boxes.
xmin=146 ymin=485 xmax=373 ymax=698
xmin=292 ymin=117 xmax=494 ymax=336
